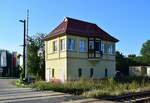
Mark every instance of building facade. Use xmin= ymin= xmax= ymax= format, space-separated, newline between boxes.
xmin=129 ymin=66 xmax=150 ymax=77
xmin=44 ymin=17 xmax=119 ymax=82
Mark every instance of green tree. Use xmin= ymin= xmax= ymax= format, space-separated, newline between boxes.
xmin=127 ymin=54 xmax=145 ymax=66
xmin=27 ymin=33 xmax=45 ymax=80
xmin=141 ymin=40 xmax=150 ymax=65
xmin=116 ymin=51 xmax=129 ymax=75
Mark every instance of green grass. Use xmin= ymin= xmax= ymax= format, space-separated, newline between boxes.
xmin=30 ymin=76 xmax=150 ymax=98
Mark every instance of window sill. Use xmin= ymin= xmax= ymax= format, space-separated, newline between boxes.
xmin=67 ymin=50 xmax=77 ymax=52
xmin=103 ymin=53 xmax=115 ymax=56
xmin=60 ymin=49 xmax=66 ymax=51
xmin=52 ymin=51 xmax=58 ymax=54
xmin=79 ymin=51 xmax=87 ymax=53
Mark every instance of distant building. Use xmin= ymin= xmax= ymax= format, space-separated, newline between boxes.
xmin=129 ymin=66 xmax=150 ymax=77
xmin=0 ymin=50 xmax=21 ymax=77
xmin=0 ymin=50 xmax=10 ymax=76
xmin=44 ymin=17 xmax=119 ymax=82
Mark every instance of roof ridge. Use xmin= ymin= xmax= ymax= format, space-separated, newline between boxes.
xmin=65 ymin=17 xmax=96 ymax=25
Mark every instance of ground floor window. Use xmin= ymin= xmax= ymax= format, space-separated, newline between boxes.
xmin=52 ymin=69 xmax=55 ymax=77
xmin=78 ymin=68 xmax=82 ymax=77
xmin=90 ymin=68 xmax=94 ymax=78
xmin=105 ymin=68 xmax=108 ymax=77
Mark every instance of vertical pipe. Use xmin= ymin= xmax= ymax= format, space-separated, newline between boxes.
xmin=88 ymin=37 xmax=89 ymax=58
xmin=23 ymin=20 xmax=26 ymax=78
xmin=94 ymin=37 xmax=96 ymax=58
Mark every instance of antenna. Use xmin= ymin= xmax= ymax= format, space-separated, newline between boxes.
xmin=27 ymin=9 xmax=29 ymax=37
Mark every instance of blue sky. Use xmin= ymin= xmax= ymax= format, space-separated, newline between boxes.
xmin=0 ymin=0 xmax=150 ymax=55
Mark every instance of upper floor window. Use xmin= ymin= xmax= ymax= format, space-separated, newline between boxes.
xmin=68 ymin=38 xmax=75 ymax=51
xmin=108 ymin=44 xmax=113 ymax=54
xmin=89 ymin=41 xmax=94 ymax=50
xmin=88 ymin=37 xmax=101 ymax=58
xmin=95 ymin=41 xmax=101 ymax=52
xmin=79 ymin=40 xmax=86 ymax=52
xmin=53 ymin=40 xmax=57 ymax=52
xmin=60 ymin=39 xmax=65 ymax=50
xmin=101 ymin=43 xmax=105 ymax=53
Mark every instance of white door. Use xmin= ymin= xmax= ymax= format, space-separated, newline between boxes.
xmin=49 ymin=68 xmax=52 ymax=80
xmin=60 ymin=69 xmax=65 ymax=83
xmin=46 ymin=68 xmax=52 ymax=82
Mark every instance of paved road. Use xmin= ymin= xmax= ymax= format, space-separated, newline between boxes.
xmin=0 ymin=79 xmax=114 ymax=103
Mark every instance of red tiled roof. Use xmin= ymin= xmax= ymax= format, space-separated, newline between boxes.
xmin=44 ymin=17 xmax=119 ymax=42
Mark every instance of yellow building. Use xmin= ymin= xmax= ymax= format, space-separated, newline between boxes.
xmin=44 ymin=17 xmax=119 ymax=82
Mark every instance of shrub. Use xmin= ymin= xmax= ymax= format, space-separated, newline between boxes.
xmin=15 ymin=79 xmax=28 ymax=88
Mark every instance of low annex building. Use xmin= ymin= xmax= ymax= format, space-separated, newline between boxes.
xmin=129 ymin=66 xmax=150 ymax=77
xmin=44 ymin=17 xmax=119 ymax=82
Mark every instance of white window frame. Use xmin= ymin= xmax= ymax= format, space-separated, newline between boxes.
xmin=53 ymin=40 xmax=57 ymax=52
xmin=79 ymin=40 xmax=86 ymax=52
xmin=60 ymin=39 xmax=65 ymax=51
xmin=101 ymin=43 xmax=105 ymax=53
xmin=108 ymin=44 xmax=113 ymax=54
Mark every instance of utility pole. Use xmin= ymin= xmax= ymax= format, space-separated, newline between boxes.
xmin=26 ymin=9 xmax=29 ymax=80
xmin=19 ymin=19 xmax=26 ymax=78
xmin=19 ymin=9 xmax=29 ymax=81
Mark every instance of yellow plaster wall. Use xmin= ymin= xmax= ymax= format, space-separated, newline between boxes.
xmin=45 ymin=35 xmax=67 ymax=82
xmin=67 ymin=58 xmax=115 ymax=80
xmin=45 ymin=58 xmax=67 ymax=82
xmin=45 ymin=35 xmax=116 ymax=82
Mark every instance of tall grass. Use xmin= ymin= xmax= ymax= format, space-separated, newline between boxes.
xmin=31 ymin=76 xmax=150 ymax=98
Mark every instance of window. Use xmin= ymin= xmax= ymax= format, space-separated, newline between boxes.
xmin=60 ymin=39 xmax=65 ymax=50
xmin=105 ymin=68 xmax=108 ymax=77
xmin=88 ymin=38 xmax=102 ymax=58
xmin=101 ymin=43 xmax=105 ymax=53
xmin=79 ymin=40 xmax=86 ymax=52
xmin=52 ymin=69 xmax=55 ymax=77
xmin=78 ymin=68 xmax=82 ymax=77
xmin=95 ymin=41 xmax=101 ymax=52
xmin=108 ymin=44 xmax=113 ymax=54
xmin=53 ymin=40 xmax=57 ymax=52
xmin=89 ymin=41 xmax=94 ymax=50
xmin=68 ymin=38 xmax=75 ymax=50
xmin=90 ymin=68 xmax=94 ymax=78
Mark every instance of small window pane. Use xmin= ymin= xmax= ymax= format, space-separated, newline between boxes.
xmin=90 ymin=68 xmax=93 ymax=78
xmin=95 ymin=41 xmax=100 ymax=52
xmin=72 ymin=39 xmax=75 ymax=50
xmin=101 ymin=43 xmax=105 ymax=53
xmin=80 ymin=40 xmax=86 ymax=52
xmin=52 ymin=69 xmax=55 ymax=77
xmin=89 ymin=41 xmax=94 ymax=49
xmin=78 ymin=68 xmax=82 ymax=77
xmin=108 ymin=44 xmax=113 ymax=54
xmin=68 ymin=39 xmax=71 ymax=50
xmin=68 ymin=38 xmax=75 ymax=50
xmin=105 ymin=68 xmax=108 ymax=77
